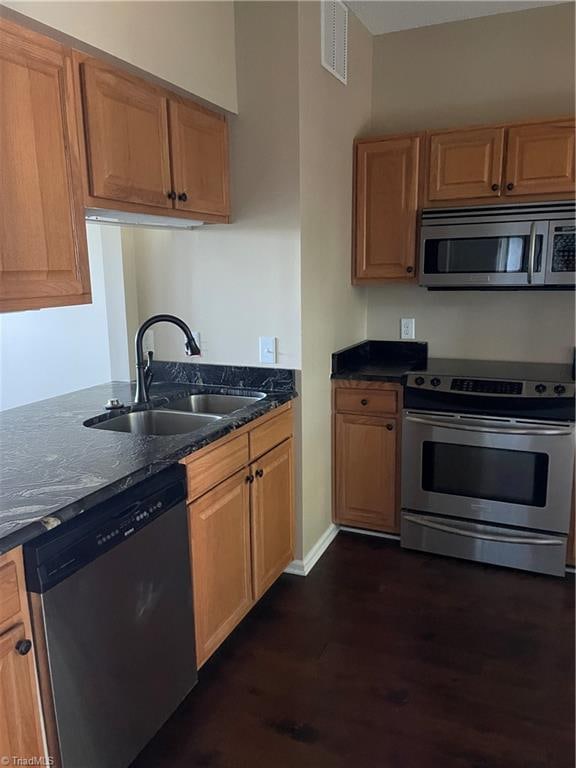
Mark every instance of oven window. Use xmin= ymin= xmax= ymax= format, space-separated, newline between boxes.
xmin=423 ymin=236 xmax=543 ymax=274
xmin=422 ymin=442 xmax=549 ymax=507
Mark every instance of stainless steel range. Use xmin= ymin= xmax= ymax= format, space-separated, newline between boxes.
xmin=401 ymin=360 xmax=575 ymax=576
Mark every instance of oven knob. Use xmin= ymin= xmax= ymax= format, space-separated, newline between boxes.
xmin=430 ymin=378 xmax=441 ymax=387
xmin=535 ymin=384 xmax=547 ymax=394
xmin=414 ymin=376 xmax=425 ymax=386
xmin=554 ymin=384 xmax=566 ymax=395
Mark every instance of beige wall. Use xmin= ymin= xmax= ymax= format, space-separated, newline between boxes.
xmin=5 ymin=1 xmax=238 ymax=112
xmin=367 ymin=3 xmax=575 ymax=365
xmin=127 ymin=2 xmax=301 ymax=371
xmin=298 ymin=2 xmax=372 ymax=553
xmin=371 ymin=3 xmax=575 ymax=133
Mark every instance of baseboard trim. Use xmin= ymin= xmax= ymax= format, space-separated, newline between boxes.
xmin=284 ymin=523 xmax=339 ymax=577
xmin=339 ymin=526 xmax=400 ymax=542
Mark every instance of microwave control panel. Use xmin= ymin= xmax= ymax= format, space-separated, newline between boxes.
xmin=551 ymin=226 xmax=575 ymax=273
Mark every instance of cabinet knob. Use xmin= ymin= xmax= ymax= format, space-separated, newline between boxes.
xmin=178 ymin=192 xmax=188 ymax=202
xmin=245 ymin=474 xmax=254 ymax=484
xmin=491 ymin=183 xmax=499 ymax=191
xmin=406 ymin=266 xmax=414 ymax=274
xmin=506 ymin=182 xmax=514 ymax=191
xmin=361 ymin=398 xmax=369 ymax=406
xmin=386 ymin=423 xmax=394 ymax=431
xmin=15 ymin=639 xmax=32 ymax=656
xmin=255 ymin=469 xmax=264 ymax=479
xmin=166 ymin=191 xmax=176 ymax=200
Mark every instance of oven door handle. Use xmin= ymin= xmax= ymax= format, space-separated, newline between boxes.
xmin=527 ymin=221 xmax=537 ymax=285
xmin=404 ymin=414 xmax=572 ymax=436
xmin=402 ymin=514 xmax=563 ymax=545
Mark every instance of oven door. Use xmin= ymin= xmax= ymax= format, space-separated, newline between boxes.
xmin=419 ymin=221 xmax=548 ymax=287
xmin=402 ymin=410 xmax=575 ymax=533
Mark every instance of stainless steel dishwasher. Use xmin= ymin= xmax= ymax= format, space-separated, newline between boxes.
xmin=25 ymin=466 xmax=197 ymax=768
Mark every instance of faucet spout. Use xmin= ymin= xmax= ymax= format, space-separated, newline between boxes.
xmin=134 ymin=314 xmax=200 ymax=405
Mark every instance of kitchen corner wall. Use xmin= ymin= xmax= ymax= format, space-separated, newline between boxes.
xmin=297 ymin=2 xmax=372 ymax=554
xmin=127 ymin=1 xmax=301 ymax=373
xmin=367 ymin=3 xmax=576 ymax=363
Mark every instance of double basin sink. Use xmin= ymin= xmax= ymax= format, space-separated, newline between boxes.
xmin=88 ymin=393 xmax=266 ymax=436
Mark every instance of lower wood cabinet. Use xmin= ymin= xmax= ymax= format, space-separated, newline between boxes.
xmin=0 ymin=549 xmax=46 ymax=762
xmin=188 ymin=471 xmax=253 ymax=667
xmin=251 ymin=440 xmax=294 ymax=600
xmin=333 ymin=383 xmax=401 ymax=533
xmin=183 ymin=404 xmax=295 ymax=667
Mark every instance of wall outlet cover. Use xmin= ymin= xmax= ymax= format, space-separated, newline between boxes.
xmin=400 ymin=318 xmax=415 ymax=340
xmin=259 ymin=336 xmax=277 ymax=364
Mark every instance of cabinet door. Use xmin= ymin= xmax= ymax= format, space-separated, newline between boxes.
xmin=334 ymin=413 xmax=398 ymax=533
xmin=427 ymin=127 xmax=505 ymax=202
xmin=78 ymin=57 xmax=172 ymax=209
xmin=250 ymin=440 xmax=294 ymax=600
xmin=0 ymin=623 xmax=45 ymax=761
xmin=354 ymin=136 xmax=420 ymax=282
xmin=0 ymin=19 xmax=90 ymax=312
xmin=188 ymin=470 xmax=253 ymax=667
xmin=504 ymin=120 xmax=575 ymax=197
xmin=169 ymin=99 xmax=230 ymax=217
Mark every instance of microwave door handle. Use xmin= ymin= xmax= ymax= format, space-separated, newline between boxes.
xmin=404 ymin=414 xmax=572 ymax=436
xmin=402 ymin=514 xmax=563 ymax=546
xmin=527 ymin=221 xmax=537 ymax=284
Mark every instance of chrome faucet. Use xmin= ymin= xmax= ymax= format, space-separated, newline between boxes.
xmin=134 ymin=314 xmax=200 ymax=405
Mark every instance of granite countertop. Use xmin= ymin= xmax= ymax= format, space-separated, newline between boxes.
xmin=0 ymin=368 xmax=296 ymax=555
xmin=331 ymin=340 xmax=575 ymax=385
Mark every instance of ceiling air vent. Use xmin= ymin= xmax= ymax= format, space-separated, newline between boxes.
xmin=321 ymin=0 xmax=348 ymax=85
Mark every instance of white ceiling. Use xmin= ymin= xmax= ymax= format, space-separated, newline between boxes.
xmin=346 ymin=1 xmax=568 ymax=35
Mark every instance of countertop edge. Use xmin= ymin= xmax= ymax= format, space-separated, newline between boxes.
xmin=0 ymin=390 xmax=297 ymax=557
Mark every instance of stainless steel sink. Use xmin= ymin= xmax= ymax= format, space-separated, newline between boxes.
xmin=88 ymin=410 xmax=221 ymax=436
xmin=164 ymin=393 xmax=265 ymax=415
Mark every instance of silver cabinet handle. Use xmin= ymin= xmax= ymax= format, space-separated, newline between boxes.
xmin=403 ymin=514 xmax=563 ymax=546
xmin=528 ymin=221 xmax=537 ymax=285
xmin=404 ymin=414 xmax=572 ymax=436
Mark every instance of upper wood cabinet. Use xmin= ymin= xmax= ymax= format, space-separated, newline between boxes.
xmin=75 ymin=53 xmax=230 ymax=222
xmin=505 ymin=120 xmax=575 ymax=197
xmin=0 ymin=548 xmax=46 ymax=761
xmin=77 ymin=57 xmax=172 ymax=209
xmin=425 ymin=118 xmax=575 ymax=205
xmin=0 ymin=18 xmax=90 ymax=312
xmin=250 ymin=440 xmax=294 ymax=600
xmin=427 ymin=127 xmax=505 ymax=202
xmin=169 ymin=100 xmax=230 ymax=216
xmin=353 ymin=135 xmax=421 ymax=283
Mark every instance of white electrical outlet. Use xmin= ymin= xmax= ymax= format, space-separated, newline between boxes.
xmin=400 ymin=318 xmax=415 ymax=340
xmin=259 ymin=336 xmax=277 ymax=364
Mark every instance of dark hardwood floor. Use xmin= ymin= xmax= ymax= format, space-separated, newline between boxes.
xmin=131 ymin=533 xmax=575 ymax=768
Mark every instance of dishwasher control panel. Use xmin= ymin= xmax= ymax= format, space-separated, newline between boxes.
xmin=25 ymin=467 xmax=186 ymax=593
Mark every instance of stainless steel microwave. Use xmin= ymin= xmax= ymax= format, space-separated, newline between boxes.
xmin=419 ymin=201 xmax=575 ymax=288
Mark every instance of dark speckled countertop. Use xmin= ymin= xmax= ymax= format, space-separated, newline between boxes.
xmin=0 ymin=364 xmax=296 ymax=555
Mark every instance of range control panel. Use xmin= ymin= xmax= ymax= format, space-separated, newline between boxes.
xmin=406 ymin=374 xmax=575 ymax=399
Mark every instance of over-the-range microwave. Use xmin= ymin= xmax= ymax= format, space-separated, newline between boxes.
xmin=419 ymin=201 xmax=575 ymax=289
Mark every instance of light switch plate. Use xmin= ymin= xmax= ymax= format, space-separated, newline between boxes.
xmin=400 ymin=318 xmax=415 ymax=340
xmin=259 ymin=336 xmax=277 ymax=364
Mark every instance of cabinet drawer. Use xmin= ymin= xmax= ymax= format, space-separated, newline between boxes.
xmin=0 ymin=557 xmax=21 ymax=630
xmin=249 ymin=408 xmax=293 ymax=460
xmin=334 ymin=388 xmax=398 ymax=416
xmin=186 ymin=434 xmax=249 ymax=503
